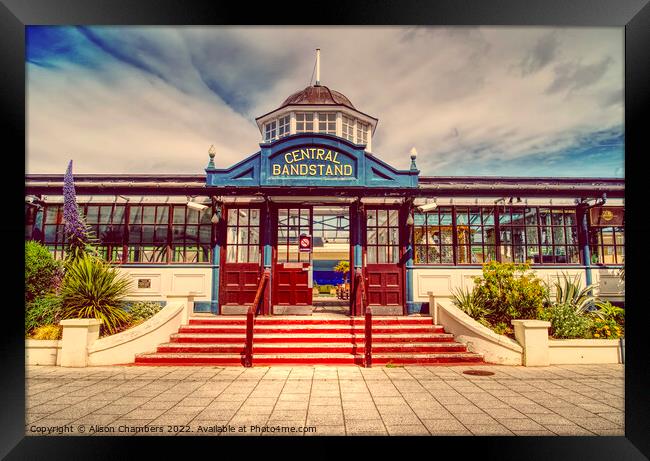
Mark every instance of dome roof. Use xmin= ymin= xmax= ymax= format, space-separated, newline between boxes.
xmin=280 ymin=85 xmax=355 ymax=109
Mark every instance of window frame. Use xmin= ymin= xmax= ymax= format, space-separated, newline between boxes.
xmin=413 ymin=205 xmax=583 ymax=266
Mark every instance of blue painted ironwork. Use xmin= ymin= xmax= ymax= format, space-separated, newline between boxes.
xmin=206 ymin=133 xmax=419 ymax=189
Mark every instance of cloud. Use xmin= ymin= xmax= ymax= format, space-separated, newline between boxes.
xmin=26 ymin=26 xmax=624 ymax=178
xmin=546 ymin=56 xmax=614 ymax=95
xmin=519 ymin=31 xmax=560 ymax=76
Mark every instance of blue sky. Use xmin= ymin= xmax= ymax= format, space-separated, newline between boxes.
xmin=26 ymin=26 xmax=624 ymax=177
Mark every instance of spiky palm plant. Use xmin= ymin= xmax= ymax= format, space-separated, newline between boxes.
xmin=547 ymin=273 xmax=598 ymax=314
xmin=59 ymin=253 xmax=133 ymax=335
xmin=451 ymin=286 xmax=491 ymax=321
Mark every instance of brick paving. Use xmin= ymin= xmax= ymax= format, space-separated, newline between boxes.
xmin=25 ymin=364 xmax=624 ymax=436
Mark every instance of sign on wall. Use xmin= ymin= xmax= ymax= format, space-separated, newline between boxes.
xmin=299 ymin=234 xmax=312 ymax=253
xmin=589 ymin=207 xmax=624 ymax=227
xmin=270 ymin=147 xmax=355 ymax=179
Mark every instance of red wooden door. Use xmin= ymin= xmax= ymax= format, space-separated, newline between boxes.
xmin=220 ymin=207 xmax=262 ymax=307
xmin=273 ymin=207 xmax=313 ymax=307
xmin=364 ymin=208 xmax=403 ymax=307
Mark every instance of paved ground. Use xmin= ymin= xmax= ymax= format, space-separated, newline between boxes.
xmin=25 ymin=364 xmax=624 ymax=436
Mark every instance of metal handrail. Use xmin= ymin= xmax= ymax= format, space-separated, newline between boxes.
xmin=243 ymin=269 xmax=270 ymax=367
xmin=355 ymin=271 xmax=371 ymax=368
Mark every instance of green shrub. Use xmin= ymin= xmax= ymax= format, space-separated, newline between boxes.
xmin=59 ymin=253 xmax=133 ymax=335
xmin=31 ymin=324 xmax=62 ymax=340
xmin=546 ymin=273 xmax=597 ymax=314
xmin=124 ymin=301 xmax=163 ymax=321
xmin=25 ymin=241 xmax=63 ymax=303
xmin=472 ymin=261 xmax=547 ymax=325
xmin=26 ymin=294 xmax=62 ymax=336
xmin=539 ymin=303 xmax=592 ymax=339
xmin=492 ymin=321 xmax=513 ymax=337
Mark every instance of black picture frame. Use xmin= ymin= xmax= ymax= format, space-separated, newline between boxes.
xmin=2 ymin=0 xmax=648 ymax=458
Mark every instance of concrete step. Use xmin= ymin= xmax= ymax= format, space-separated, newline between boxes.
xmin=156 ymin=342 xmax=469 ymax=354
xmin=170 ymin=332 xmax=457 ymax=343
xmin=135 ymin=351 xmax=483 ymax=366
xmin=188 ymin=317 xmax=434 ymax=326
xmin=178 ymin=324 xmax=444 ymax=334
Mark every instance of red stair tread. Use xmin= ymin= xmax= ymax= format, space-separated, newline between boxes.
xmin=135 ymin=314 xmax=485 ymax=367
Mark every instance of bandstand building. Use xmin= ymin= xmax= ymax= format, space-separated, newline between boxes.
xmin=24 ymin=55 xmax=625 ymax=365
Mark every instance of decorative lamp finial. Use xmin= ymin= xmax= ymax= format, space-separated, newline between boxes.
xmin=409 ymin=147 xmax=418 ymax=171
xmin=207 ymin=145 xmax=216 ymax=169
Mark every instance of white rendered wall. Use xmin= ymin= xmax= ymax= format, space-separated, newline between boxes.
xmin=116 ymin=267 xmax=212 ymax=302
xmin=414 ymin=267 xmax=624 ymax=303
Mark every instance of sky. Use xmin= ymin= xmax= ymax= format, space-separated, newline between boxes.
xmin=26 ymin=26 xmax=624 ymax=178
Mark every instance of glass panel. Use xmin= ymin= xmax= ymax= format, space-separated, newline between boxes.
xmin=228 ymin=209 xmax=238 ymax=225
xmin=513 ymin=245 xmax=525 ymax=263
xmin=129 ymin=206 xmax=142 ymax=224
xmin=414 ymin=227 xmax=426 ymax=245
xmin=248 ymin=245 xmax=260 ymax=263
xmin=388 ymin=210 xmax=398 ymax=227
xmin=457 ymin=228 xmax=470 ymax=245
xmin=568 ymin=246 xmax=580 ymax=264
xmin=614 ymin=228 xmax=624 ymax=245
xmin=471 ymin=246 xmax=483 ymax=263
xmin=388 ymin=228 xmax=398 ymax=245
xmin=428 ymin=228 xmax=440 ymax=245
xmin=367 ymin=228 xmax=377 ymax=244
xmin=237 ymin=246 xmax=248 ymax=263
xmin=227 ymin=226 xmax=237 ymax=244
xmin=564 ymin=211 xmax=576 ymax=227
xmin=524 ymin=208 xmax=537 ymax=226
xmin=485 ymin=246 xmax=497 ymax=262
xmin=184 ymin=226 xmax=198 ymax=241
xmin=250 ymin=209 xmax=260 ymax=226
xmin=482 ymin=208 xmax=495 ymax=225
xmin=510 ymin=208 xmax=525 ymax=226
xmin=439 ymin=208 xmax=452 ymax=226
xmin=249 ymin=228 xmax=259 ymax=245
xmin=457 ymin=245 xmax=470 ymax=264
xmin=470 ymin=227 xmax=482 ymax=244
xmin=456 ymin=208 xmax=468 ymax=225
xmin=427 ymin=212 xmax=439 ymax=226
xmin=484 ymin=227 xmax=496 ymax=245
xmin=377 ymin=246 xmax=388 ymax=263
xmin=388 ymin=246 xmax=399 ymax=263
xmin=86 ymin=206 xmax=100 ymax=223
xmin=414 ymin=214 xmax=426 ymax=226
xmin=415 ymin=246 xmax=427 ymax=263
xmin=238 ymin=228 xmax=249 ymax=245
xmin=377 ymin=210 xmax=388 ymax=227
xmin=238 ymin=209 xmax=249 ymax=226
xmin=526 ymin=227 xmax=539 ymax=244
xmin=366 ymin=247 xmax=377 ymax=264
xmin=142 ymin=206 xmax=156 ymax=223
xmin=441 ymin=246 xmax=453 ymax=264
xmin=551 ymin=209 xmax=564 ymax=226
xmin=199 ymin=226 xmax=211 ymax=242
xmin=156 ymin=206 xmax=169 ymax=225
xmin=427 ymin=246 xmax=440 ymax=263
xmin=378 ymin=227 xmax=388 ymax=244
xmin=186 ymin=209 xmax=199 ymax=224
xmin=553 ymin=227 xmax=566 ymax=245
xmin=441 ymin=228 xmax=453 ymax=245
xmin=174 ymin=206 xmax=186 ymax=224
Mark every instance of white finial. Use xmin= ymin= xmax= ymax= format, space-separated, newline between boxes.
xmin=316 ymin=48 xmax=321 ymax=86
xmin=409 ymin=147 xmax=418 ymax=157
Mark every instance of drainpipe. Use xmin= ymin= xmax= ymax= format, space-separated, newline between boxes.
xmin=263 ymin=199 xmax=273 ymax=315
xmin=405 ymin=200 xmax=415 ymax=315
xmin=579 ymin=205 xmax=593 ymax=287
xmin=354 ymin=200 xmax=363 ymax=316
xmin=211 ymin=200 xmax=222 ymax=315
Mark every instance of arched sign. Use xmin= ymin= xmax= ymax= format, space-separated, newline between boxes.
xmin=205 ymin=133 xmax=418 ymax=189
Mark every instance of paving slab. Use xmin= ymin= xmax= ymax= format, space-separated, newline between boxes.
xmin=25 ymin=364 xmax=624 ymax=437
